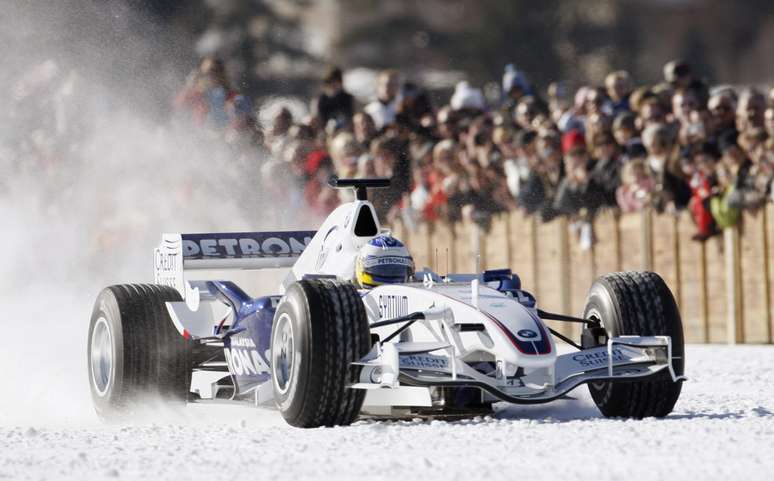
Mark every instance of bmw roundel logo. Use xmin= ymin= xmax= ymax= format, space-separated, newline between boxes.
xmin=517 ymin=329 xmax=538 ymax=339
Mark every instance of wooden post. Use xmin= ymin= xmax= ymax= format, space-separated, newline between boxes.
xmin=761 ymin=205 xmax=772 ymax=344
xmin=426 ymin=221 xmax=435 ymax=271
xmin=614 ymin=212 xmax=623 ymax=271
xmin=530 ymin=216 xmax=540 ymax=299
xmin=471 ymin=221 xmax=485 ymax=273
xmin=724 ymin=226 xmax=744 ymax=344
xmin=504 ymin=213 xmax=513 ymax=270
xmin=448 ymin=223 xmax=457 ymax=274
xmin=640 ymin=208 xmax=654 ymax=270
xmin=672 ymin=215 xmax=682 ymax=309
xmin=557 ymin=217 xmax=572 ymax=337
xmin=699 ymin=240 xmax=710 ymax=343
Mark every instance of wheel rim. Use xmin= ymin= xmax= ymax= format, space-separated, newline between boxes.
xmin=90 ymin=316 xmax=113 ymax=397
xmin=271 ymin=313 xmax=295 ymax=395
xmin=585 ymin=307 xmax=607 ymax=390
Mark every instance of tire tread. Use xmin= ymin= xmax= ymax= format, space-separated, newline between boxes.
xmin=587 ymin=271 xmax=684 ymax=418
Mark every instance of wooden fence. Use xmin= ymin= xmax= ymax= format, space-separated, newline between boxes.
xmin=391 ymin=205 xmax=774 ymax=345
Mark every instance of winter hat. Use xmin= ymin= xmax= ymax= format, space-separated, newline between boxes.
xmin=562 ymin=129 xmax=586 ymax=154
xmin=450 ymin=81 xmax=486 ymax=111
xmin=502 ymin=64 xmax=531 ymax=96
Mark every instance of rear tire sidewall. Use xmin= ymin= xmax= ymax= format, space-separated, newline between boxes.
xmin=270 ymin=285 xmax=311 ymax=422
xmin=87 ymin=289 xmax=125 ymax=416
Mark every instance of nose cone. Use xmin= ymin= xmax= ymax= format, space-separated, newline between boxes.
xmin=480 ymin=292 xmax=554 ymax=359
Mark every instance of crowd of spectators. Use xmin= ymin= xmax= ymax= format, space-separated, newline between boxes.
xmin=174 ymin=57 xmax=774 ymax=241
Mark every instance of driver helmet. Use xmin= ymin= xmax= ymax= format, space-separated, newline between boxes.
xmin=355 ymin=235 xmax=414 ymax=288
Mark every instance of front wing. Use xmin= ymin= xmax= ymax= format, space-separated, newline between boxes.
xmin=353 ymin=335 xmax=684 ymax=406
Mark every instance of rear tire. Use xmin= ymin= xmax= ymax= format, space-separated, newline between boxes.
xmin=271 ymin=280 xmax=370 ymax=428
xmin=87 ymin=284 xmax=191 ymax=419
xmin=583 ymin=271 xmax=684 ymax=418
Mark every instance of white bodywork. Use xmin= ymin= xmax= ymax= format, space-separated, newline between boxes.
xmin=154 ymin=196 xmax=684 ymax=411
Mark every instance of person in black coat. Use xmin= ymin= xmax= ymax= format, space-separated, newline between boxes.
xmin=311 ymin=66 xmax=355 ymax=129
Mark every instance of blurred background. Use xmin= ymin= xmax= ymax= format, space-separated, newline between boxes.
xmin=5 ymin=0 xmax=774 ymax=109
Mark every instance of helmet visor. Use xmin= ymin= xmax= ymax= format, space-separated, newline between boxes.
xmin=360 ymin=255 xmax=414 ymax=285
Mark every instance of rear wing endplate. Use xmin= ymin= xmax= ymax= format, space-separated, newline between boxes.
xmin=154 ymin=231 xmax=315 ymax=304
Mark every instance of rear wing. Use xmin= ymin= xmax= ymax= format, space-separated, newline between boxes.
xmin=154 ymin=231 xmax=315 ymax=302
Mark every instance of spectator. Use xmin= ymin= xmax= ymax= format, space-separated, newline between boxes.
xmin=765 ymin=106 xmax=774 ymax=139
xmin=369 ymin=136 xmax=411 ymax=220
xmin=710 ymin=133 xmax=743 ymax=229
xmin=584 ymin=87 xmax=608 ymax=117
xmin=415 ymin=139 xmax=460 ymax=221
xmin=450 ymin=81 xmax=486 ymax=114
xmin=517 ymin=130 xmax=562 ymax=221
xmin=505 ymin=129 xmax=538 ymax=200
xmin=708 ymin=89 xmax=738 ymax=138
xmin=502 ymin=64 xmax=532 ymax=112
xmin=605 ymin=70 xmax=633 ymax=115
xmin=311 ymin=66 xmax=355 ymax=129
xmin=396 ymin=82 xmax=434 ymax=134
xmin=329 ymin=131 xmax=362 ymax=187
xmin=175 ymin=56 xmax=238 ymax=129
xmin=436 ymin=106 xmax=458 ymax=140
xmin=687 ymin=142 xmax=721 ymax=240
xmin=353 ymin=111 xmax=377 ymax=150
xmin=617 ymin=157 xmax=655 ymax=213
xmin=613 ymin=112 xmax=638 ymax=146
xmin=718 ymin=130 xmax=767 ymax=212
xmin=365 ymin=69 xmax=400 ymax=130
xmin=672 ymin=87 xmax=700 ymax=129
xmin=663 ymin=60 xmax=693 ymax=88
xmin=547 ymin=81 xmax=572 ymax=125
xmin=678 ymin=106 xmax=711 ymax=147
xmin=584 ymin=112 xmax=612 ymax=148
xmin=636 ymin=94 xmax=668 ymax=131
xmin=587 ymin=131 xmax=622 ymax=209
xmin=266 ymin=106 xmax=294 ymax=159
xmin=164 ymin=55 xmax=774 ymax=245
xmin=642 ymin=123 xmax=691 ymax=212
xmin=554 ymin=130 xmax=594 ymax=217
xmin=721 ymin=129 xmax=769 ymax=212
xmin=514 ymin=96 xmax=540 ymax=130
xmin=736 ymin=88 xmax=767 ymax=134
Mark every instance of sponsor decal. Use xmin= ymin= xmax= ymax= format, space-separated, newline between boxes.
xmin=572 ymin=348 xmax=625 ymax=368
xmin=363 ymin=255 xmax=413 ymax=267
xmin=399 ymin=354 xmax=449 ymax=370
xmin=517 ymin=329 xmax=538 ymax=339
xmin=378 ymin=294 xmax=409 ymax=319
xmin=154 ymin=237 xmax=183 ymax=291
xmin=181 ymin=231 xmax=314 ymax=260
xmin=224 ymin=346 xmax=270 ymax=377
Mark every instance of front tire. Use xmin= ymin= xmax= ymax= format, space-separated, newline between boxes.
xmin=270 ymin=280 xmax=370 ymax=428
xmin=87 ymin=284 xmax=191 ymax=419
xmin=583 ymin=271 xmax=684 ymax=418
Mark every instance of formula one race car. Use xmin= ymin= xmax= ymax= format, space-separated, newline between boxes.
xmin=87 ymin=178 xmax=685 ymax=427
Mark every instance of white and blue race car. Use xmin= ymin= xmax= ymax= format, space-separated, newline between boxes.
xmin=87 ymin=178 xmax=685 ymax=427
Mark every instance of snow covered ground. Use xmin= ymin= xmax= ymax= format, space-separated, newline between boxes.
xmin=1 ymin=344 xmax=772 ymax=481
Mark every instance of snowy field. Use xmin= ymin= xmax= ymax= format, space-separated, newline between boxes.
xmin=1 ymin=344 xmax=773 ymax=481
